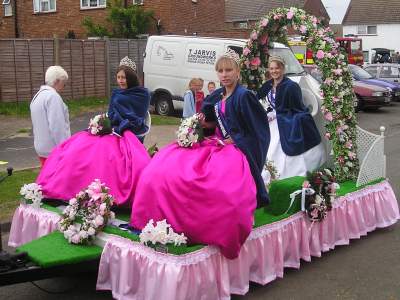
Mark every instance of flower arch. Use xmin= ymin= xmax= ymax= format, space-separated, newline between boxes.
xmin=241 ymin=7 xmax=358 ymax=181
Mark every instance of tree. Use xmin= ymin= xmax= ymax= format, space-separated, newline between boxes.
xmin=82 ymin=0 xmax=154 ymax=38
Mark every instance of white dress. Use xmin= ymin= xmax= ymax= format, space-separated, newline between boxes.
xmin=261 ymin=91 xmax=326 ymax=180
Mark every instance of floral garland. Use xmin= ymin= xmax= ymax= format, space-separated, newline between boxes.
xmin=20 ymin=183 xmax=43 ymax=209
xmin=177 ymin=113 xmax=204 ymax=148
xmin=88 ymin=113 xmax=112 ymax=136
xmin=139 ymin=219 xmax=188 ymax=247
xmin=240 ymin=6 xmax=359 ymax=181
xmin=58 ymin=179 xmax=115 ymax=244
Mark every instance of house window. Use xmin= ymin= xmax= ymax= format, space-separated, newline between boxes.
xmin=357 ymin=25 xmax=377 ymax=35
xmin=81 ymin=0 xmax=106 ymax=9
xmin=133 ymin=0 xmax=143 ymax=5
xmin=33 ymin=0 xmax=56 ymax=13
xmin=2 ymin=0 xmax=12 ymax=16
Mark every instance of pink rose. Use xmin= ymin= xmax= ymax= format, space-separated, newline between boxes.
xmin=316 ymin=50 xmax=325 ymax=59
xmin=95 ymin=215 xmax=104 ymax=227
xmin=71 ymin=234 xmax=81 ymax=244
xmin=299 ymin=25 xmax=307 ymax=34
xmin=348 ymin=152 xmax=356 ymax=160
xmin=325 ymin=132 xmax=331 ymax=139
xmin=250 ymin=57 xmax=261 ymax=67
xmin=302 ymin=180 xmax=311 ymax=188
xmin=273 ymin=14 xmax=280 ymax=20
xmin=259 ymin=34 xmax=268 ymax=45
xmin=287 ymin=11 xmax=294 ymax=20
xmin=345 ymin=141 xmax=353 ymax=149
xmin=243 ymin=47 xmax=251 ymax=56
xmin=260 ymin=18 xmax=268 ymax=27
xmin=333 ymin=68 xmax=343 ymax=76
xmin=250 ymin=31 xmax=258 ymax=40
xmin=324 ymin=112 xmax=333 ymax=122
xmin=332 ymin=96 xmax=340 ymax=103
xmin=324 ymin=78 xmax=333 ymax=85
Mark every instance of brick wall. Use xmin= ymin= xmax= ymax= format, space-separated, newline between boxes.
xmin=16 ymin=0 xmax=109 ymax=38
xmin=0 ymin=2 xmax=15 ymax=38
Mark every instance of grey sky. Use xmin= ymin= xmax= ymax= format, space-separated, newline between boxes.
xmin=322 ymin=0 xmax=351 ymax=24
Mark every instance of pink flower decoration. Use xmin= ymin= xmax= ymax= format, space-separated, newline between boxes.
xmin=260 ymin=18 xmax=268 ymax=27
xmin=250 ymin=57 xmax=261 ymax=67
xmin=243 ymin=47 xmax=251 ymax=56
xmin=338 ymin=156 xmax=345 ymax=164
xmin=348 ymin=152 xmax=356 ymax=160
xmin=273 ymin=14 xmax=280 ymax=20
xmin=259 ymin=34 xmax=268 ymax=45
xmin=333 ymin=68 xmax=343 ymax=76
xmin=324 ymin=78 xmax=334 ymax=85
xmin=302 ymin=180 xmax=311 ymax=188
xmin=345 ymin=141 xmax=353 ymax=149
xmin=332 ymin=96 xmax=340 ymax=103
xmin=244 ymin=59 xmax=250 ymax=68
xmin=325 ymin=132 xmax=331 ymax=139
xmin=299 ymin=25 xmax=307 ymax=33
xmin=287 ymin=11 xmax=294 ymax=20
xmin=316 ymin=50 xmax=325 ymax=59
xmin=250 ymin=31 xmax=258 ymax=40
xmin=324 ymin=112 xmax=333 ymax=122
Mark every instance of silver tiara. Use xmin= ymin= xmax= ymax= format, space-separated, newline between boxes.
xmin=119 ymin=56 xmax=137 ymax=72
xmin=222 ymin=48 xmax=240 ymax=64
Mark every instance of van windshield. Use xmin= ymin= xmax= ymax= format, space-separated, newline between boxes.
xmin=269 ymin=48 xmax=305 ymax=75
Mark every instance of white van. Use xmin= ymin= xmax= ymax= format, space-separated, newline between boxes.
xmin=143 ymin=35 xmax=322 ymax=120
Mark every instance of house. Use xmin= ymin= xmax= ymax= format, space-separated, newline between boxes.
xmin=0 ymin=0 xmax=329 ymax=39
xmin=342 ymin=0 xmax=400 ymax=63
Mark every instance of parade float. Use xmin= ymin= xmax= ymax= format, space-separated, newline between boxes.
xmin=1 ymin=7 xmax=399 ymax=300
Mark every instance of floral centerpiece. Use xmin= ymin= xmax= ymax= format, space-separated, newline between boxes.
xmin=176 ymin=113 xmax=204 ymax=148
xmin=240 ymin=6 xmax=358 ymax=182
xmin=302 ymin=168 xmax=339 ymax=222
xmin=139 ymin=219 xmax=188 ymax=248
xmin=20 ymin=183 xmax=43 ymax=209
xmin=88 ymin=113 xmax=112 ymax=136
xmin=58 ymin=179 xmax=115 ymax=244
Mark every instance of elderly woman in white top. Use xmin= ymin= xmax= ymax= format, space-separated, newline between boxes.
xmin=30 ymin=66 xmax=71 ymax=166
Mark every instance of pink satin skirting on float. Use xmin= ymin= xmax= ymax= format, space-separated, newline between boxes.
xmin=36 ymin=131 xmax=150 ymax=206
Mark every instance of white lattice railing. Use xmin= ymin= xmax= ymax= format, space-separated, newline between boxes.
xmin=356 ymin=125 xmax=386 ymax=187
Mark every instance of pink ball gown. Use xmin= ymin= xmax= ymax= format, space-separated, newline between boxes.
xmin=37 ymin=86 xmax=151 ymax=207
xmin=131 ymin=98 xmax=259 ymax=259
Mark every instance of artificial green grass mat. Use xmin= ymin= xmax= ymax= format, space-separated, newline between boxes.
xmin=19 ymin=177 xmax=385 ymax=262
xmin=266 ymin=176 xmax=306 ymax=216
xmin=16 ymin=231 xmax=103 ymax=268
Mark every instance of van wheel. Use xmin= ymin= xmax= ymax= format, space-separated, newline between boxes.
xmin=155 ymin=94 xmax=173 ymax=116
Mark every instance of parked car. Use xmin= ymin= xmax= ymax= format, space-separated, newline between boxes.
xmin=364 ymin=64 xmax=400 ymax=100
xmin=303 ymin=64 xmax=391 ymax=111
xmin=349 ymin=64 xmax=400 ymax=102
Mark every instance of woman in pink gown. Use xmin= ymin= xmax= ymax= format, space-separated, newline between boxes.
xmin=36 ymin=57 xmax=151 ymax=207
xmin=130 ymin=52 xmax=270 ymax=259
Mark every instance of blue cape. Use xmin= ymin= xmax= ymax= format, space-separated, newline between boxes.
xmin=257 ymin=77 xmax=321 ymax=156
xmin=202 ymin=84 xmax=270 ymax=207
xmin=108 ymin=86 xmax=150 ymax=135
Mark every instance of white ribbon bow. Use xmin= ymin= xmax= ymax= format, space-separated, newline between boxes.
xmin=285 ymin=188 xmax=315 ymax=214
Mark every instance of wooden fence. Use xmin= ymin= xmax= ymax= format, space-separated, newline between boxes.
xmin=0 ymin=38 xmax=147 ymax=103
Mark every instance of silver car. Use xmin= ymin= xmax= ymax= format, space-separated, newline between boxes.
xmin=364 ymin=63 xmax=400 ymax=83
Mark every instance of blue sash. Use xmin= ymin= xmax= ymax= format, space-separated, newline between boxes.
xmin=214 ymin=101 xmax=230 ymax=139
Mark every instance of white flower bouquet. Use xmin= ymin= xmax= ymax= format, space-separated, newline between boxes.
xmin=88 ymin=113 xmax=112 ymax=136
xmin=139 ymin=219 xmax=187 ymax=247
xmin=58 ymin=179 xmax=115 ymax=244
xmin=176 ymin=114 xmax=204 ymax=148
xmin=20 ymin=183 xmax=43 ymax=209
